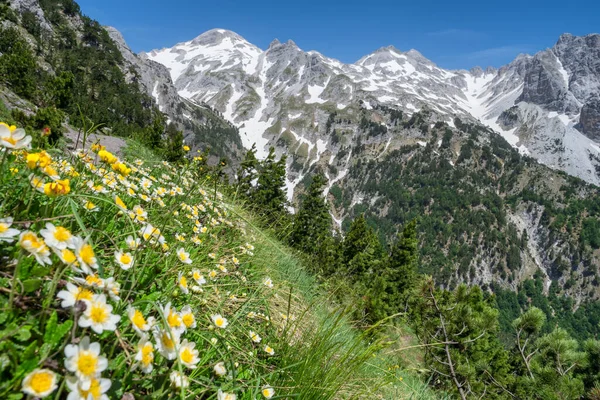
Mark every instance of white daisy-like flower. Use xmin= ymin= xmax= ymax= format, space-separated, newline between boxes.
xmin=56 ymin=282 xmax=93 ymax=308
xmin=153 ymin=327 xmax=180 ymax=360
xmin=0 ymin=125 xmax=31 ymax=149
xmin=180 ymin=305 xmax=196 ymax=329
xmin=177 ymin=247 xmax=192 ymax=264
xmin=264 ymin=345 xmax=275 ymax=356
xmin=72 ymin=236 xmax=99 ymax=274
xmin=213 ymin=361 xmax=227 ymax=377
xmin=211 ymin=314 xmax=228 ymax=329
xmin=0 ymin=217 xmax=20 ymax=242
xmin=78 ymin=294 xmax=121 ymax=334
xmin=178 ymin=272 xmax=189 ymax=294
xmin=261 ymin=386 xmax=275 ymax=399
xmin=178 ymin=339 xmax=199 ymax=369
xmin=127 ymin=306 xmax=153 ymax=335
xmin=192 ymin=269 xmax=206 ymax=285
xmin=125 ymin=235 xmax=140 ymax=250
xmin=104 ymin=277 xmax=121 ymax=302
xmin=40 ymin=222 xmax=75 ymax=250
xmin=249 ymin=330 xmax=262 ymax=343
xmin=263 ymin=277 xmax=274 ymax=288
xmin=21 ymin=368 xmax=58 ymax=398
xmin=217 ymin=389 xmax=237 ymax=400
xmin=65 ymin=375 xmax=111 ymax=400
xmin=114 ymin=250 xmax=134 ymax=270
xmin=133 ymin=334 xmax=154 ymax=373
xmin=64 ymin=336 xmax=108 ymax=388
xmin=169 ymin=371 xmax=189 ymax=388
xmin=160 ymin=302 xmax=186 ymax=335
xmin=19 ymin=231 xmax=52 ymax=265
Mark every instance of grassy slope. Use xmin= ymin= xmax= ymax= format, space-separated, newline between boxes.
xmin=0 ymin=126 xmax=439 ymax=399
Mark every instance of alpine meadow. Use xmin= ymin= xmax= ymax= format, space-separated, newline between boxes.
xmin=2 ymin=0 xmax=600 ymax=399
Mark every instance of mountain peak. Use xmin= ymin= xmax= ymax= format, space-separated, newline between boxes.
xmin=190 ymin=28 xmax=250 ymax=46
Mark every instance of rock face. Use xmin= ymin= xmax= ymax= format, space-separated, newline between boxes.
xmin=579 ymin=97 xmax=600 ymax=141
xmin=145 ymin=30 xmax=600 ymax=192
xmin=105 ymin=27 xmax=244 ymax=166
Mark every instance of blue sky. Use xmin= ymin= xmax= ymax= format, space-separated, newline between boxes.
xmin=77 ymin=0 xmax=598 ymax=70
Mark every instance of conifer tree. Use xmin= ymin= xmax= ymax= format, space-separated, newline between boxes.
xmin=385 ymin=219 xmax=419 ymax=312
xmin=512 ymin=306 xmax=546 ymax=379
xmin=164 ymin=123 xmax=184 ymax=162
xmin=341 ymin=214 xmax=383 ymax=272
xmin=412 ymin=279 xmax=511 ymax=399
xmin=236 ymin=143 xmax=258 ymax=199
xmin=251 ymin=147 xmax=288 ymax=225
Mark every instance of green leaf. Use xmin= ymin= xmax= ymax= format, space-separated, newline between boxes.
xmin=7 ymin=393 xmax=23 ymax=400
xmin=14 ymin=325 xmax=31 ymax=342
xmin=44 ymin=311 xmax=73 ymax=349
xmin=22 ymin=278 xmax=42 ymax=293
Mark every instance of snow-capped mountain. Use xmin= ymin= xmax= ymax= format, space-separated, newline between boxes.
xmin=144 ymin=29 xmax=600 ymax=191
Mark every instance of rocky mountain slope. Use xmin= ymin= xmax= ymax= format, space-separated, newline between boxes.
xmin=145 ymin=29 xmax=600 ymax=191
xmin=145 ymin=30 xmax=600 ymax=301
xmin=2 ymin=0 xmax=244 ymax=165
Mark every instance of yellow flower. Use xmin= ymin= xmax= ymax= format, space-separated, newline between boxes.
xmin=111 ymin=161 xmax=131 ymax=176
xmin=21 ymin=368 xmax=58 ymax=398
xmin=114 ymin=195 xmax=127 ymax=211
xmin=183 ymin=145 xmax=190 ymax=152
xmin=90 ymin=143 xmax=105 ymax=153
xmin=97 ymin=149 xmax=117 ymax=164
xmin=43 ymin=179 xmax=70 ymax=197
xmin=26 ymin=151 xmax=52 ymax=169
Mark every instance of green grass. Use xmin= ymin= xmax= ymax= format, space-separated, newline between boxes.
xmin=0 ymin=132 xmax=441 ymax=399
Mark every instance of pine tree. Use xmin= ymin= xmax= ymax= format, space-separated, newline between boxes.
xmin=251 ymin=147 xmax=288 ymax=225
xmin=164 ymin=123 xmax=184 ymax=162
xmin=512 ymin=306 xmax=546 ymax=379
xmin=341 ymin=214 xmax=383 ymax=272
xmin=412 ymin=279 xmax=511 ymax=399
xmin=289 ymin=174 xmax=332 ymax=255
xmin=236 ymin=144 xmax=259 ymax=199
xmin=385 ymin=219 xmax=419 ymax=313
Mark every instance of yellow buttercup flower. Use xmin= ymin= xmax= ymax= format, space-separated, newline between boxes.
xmin=43 ymin=179 xmax=70 ymax=197
xmin=97 ymin=149 xmax=117 ymax=164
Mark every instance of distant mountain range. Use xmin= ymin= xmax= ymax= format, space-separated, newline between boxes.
xmin=144 ymin=29 xmax=600 ymax=191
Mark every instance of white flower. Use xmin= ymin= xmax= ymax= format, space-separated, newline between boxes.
xmin=0 ymin=125 xmax=31 ymax=149
xmin=177 ymin=247 xmax=192 ymax=264
xmin=180 ymin=305 xmax=196 ymax=329
xmin=217 ymin=389 xmax=237 ymax=400
xmin=65 ymin=375 xmax=111 ymax=400
xmin=213 ymin=361 xmax=227 ymax=377
xmin=211 ymin=314 xmax=228 ymax=329
xmin=153 ymin=327 xmax=179 ymax=360
xmin=133 ymin=335 xmax=154 ymax=373
xmin=263 ymin=277 xmax=274 ymax=288
xmin=249 ymin=330 xmax=262 ymax=343
xmin=264 ymin=345 xmax=275 ymax=356
xmin=40 ymin=223 xmax=74 ymax=251
xmin=169 ymin=371 xmax=189 ymax=388
xmin=19 ymin=231 xmax=52 ymax=265
xmin=178 ymin=339 xmax=199 ymax=369
xmin=160 ymin=302 xmax=186 ymax=335
xmin=178 ymin=272 xmax=189 ymax=294
xmin=125 ymin=235 xmax=140 ymax=250
xmin=64 ymin=336 xmax=108 ymax=388
xmin=72 ymin=236 xmax=99 ymax=274
xmin=127 ymin=306 xmax=152 ymax=335
xmin=78 ymin=294 xmax=121 ymax=334
xmin=57 ymin=282 xmax=93 ymax=308
xmin=261 ymin=386 xmax=275 ymax=399
xmin=192 ymin=269 xmax=206 ymax=285
xmin=21 ymin=368 xmax=58 ymax=398
xmin=114 ymin=250 xmax=134 ymax=270
xmin=0 ymin=217 xmax=20 ymax=242
xmin=104 ymin=277 xmax=121 ymax=302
